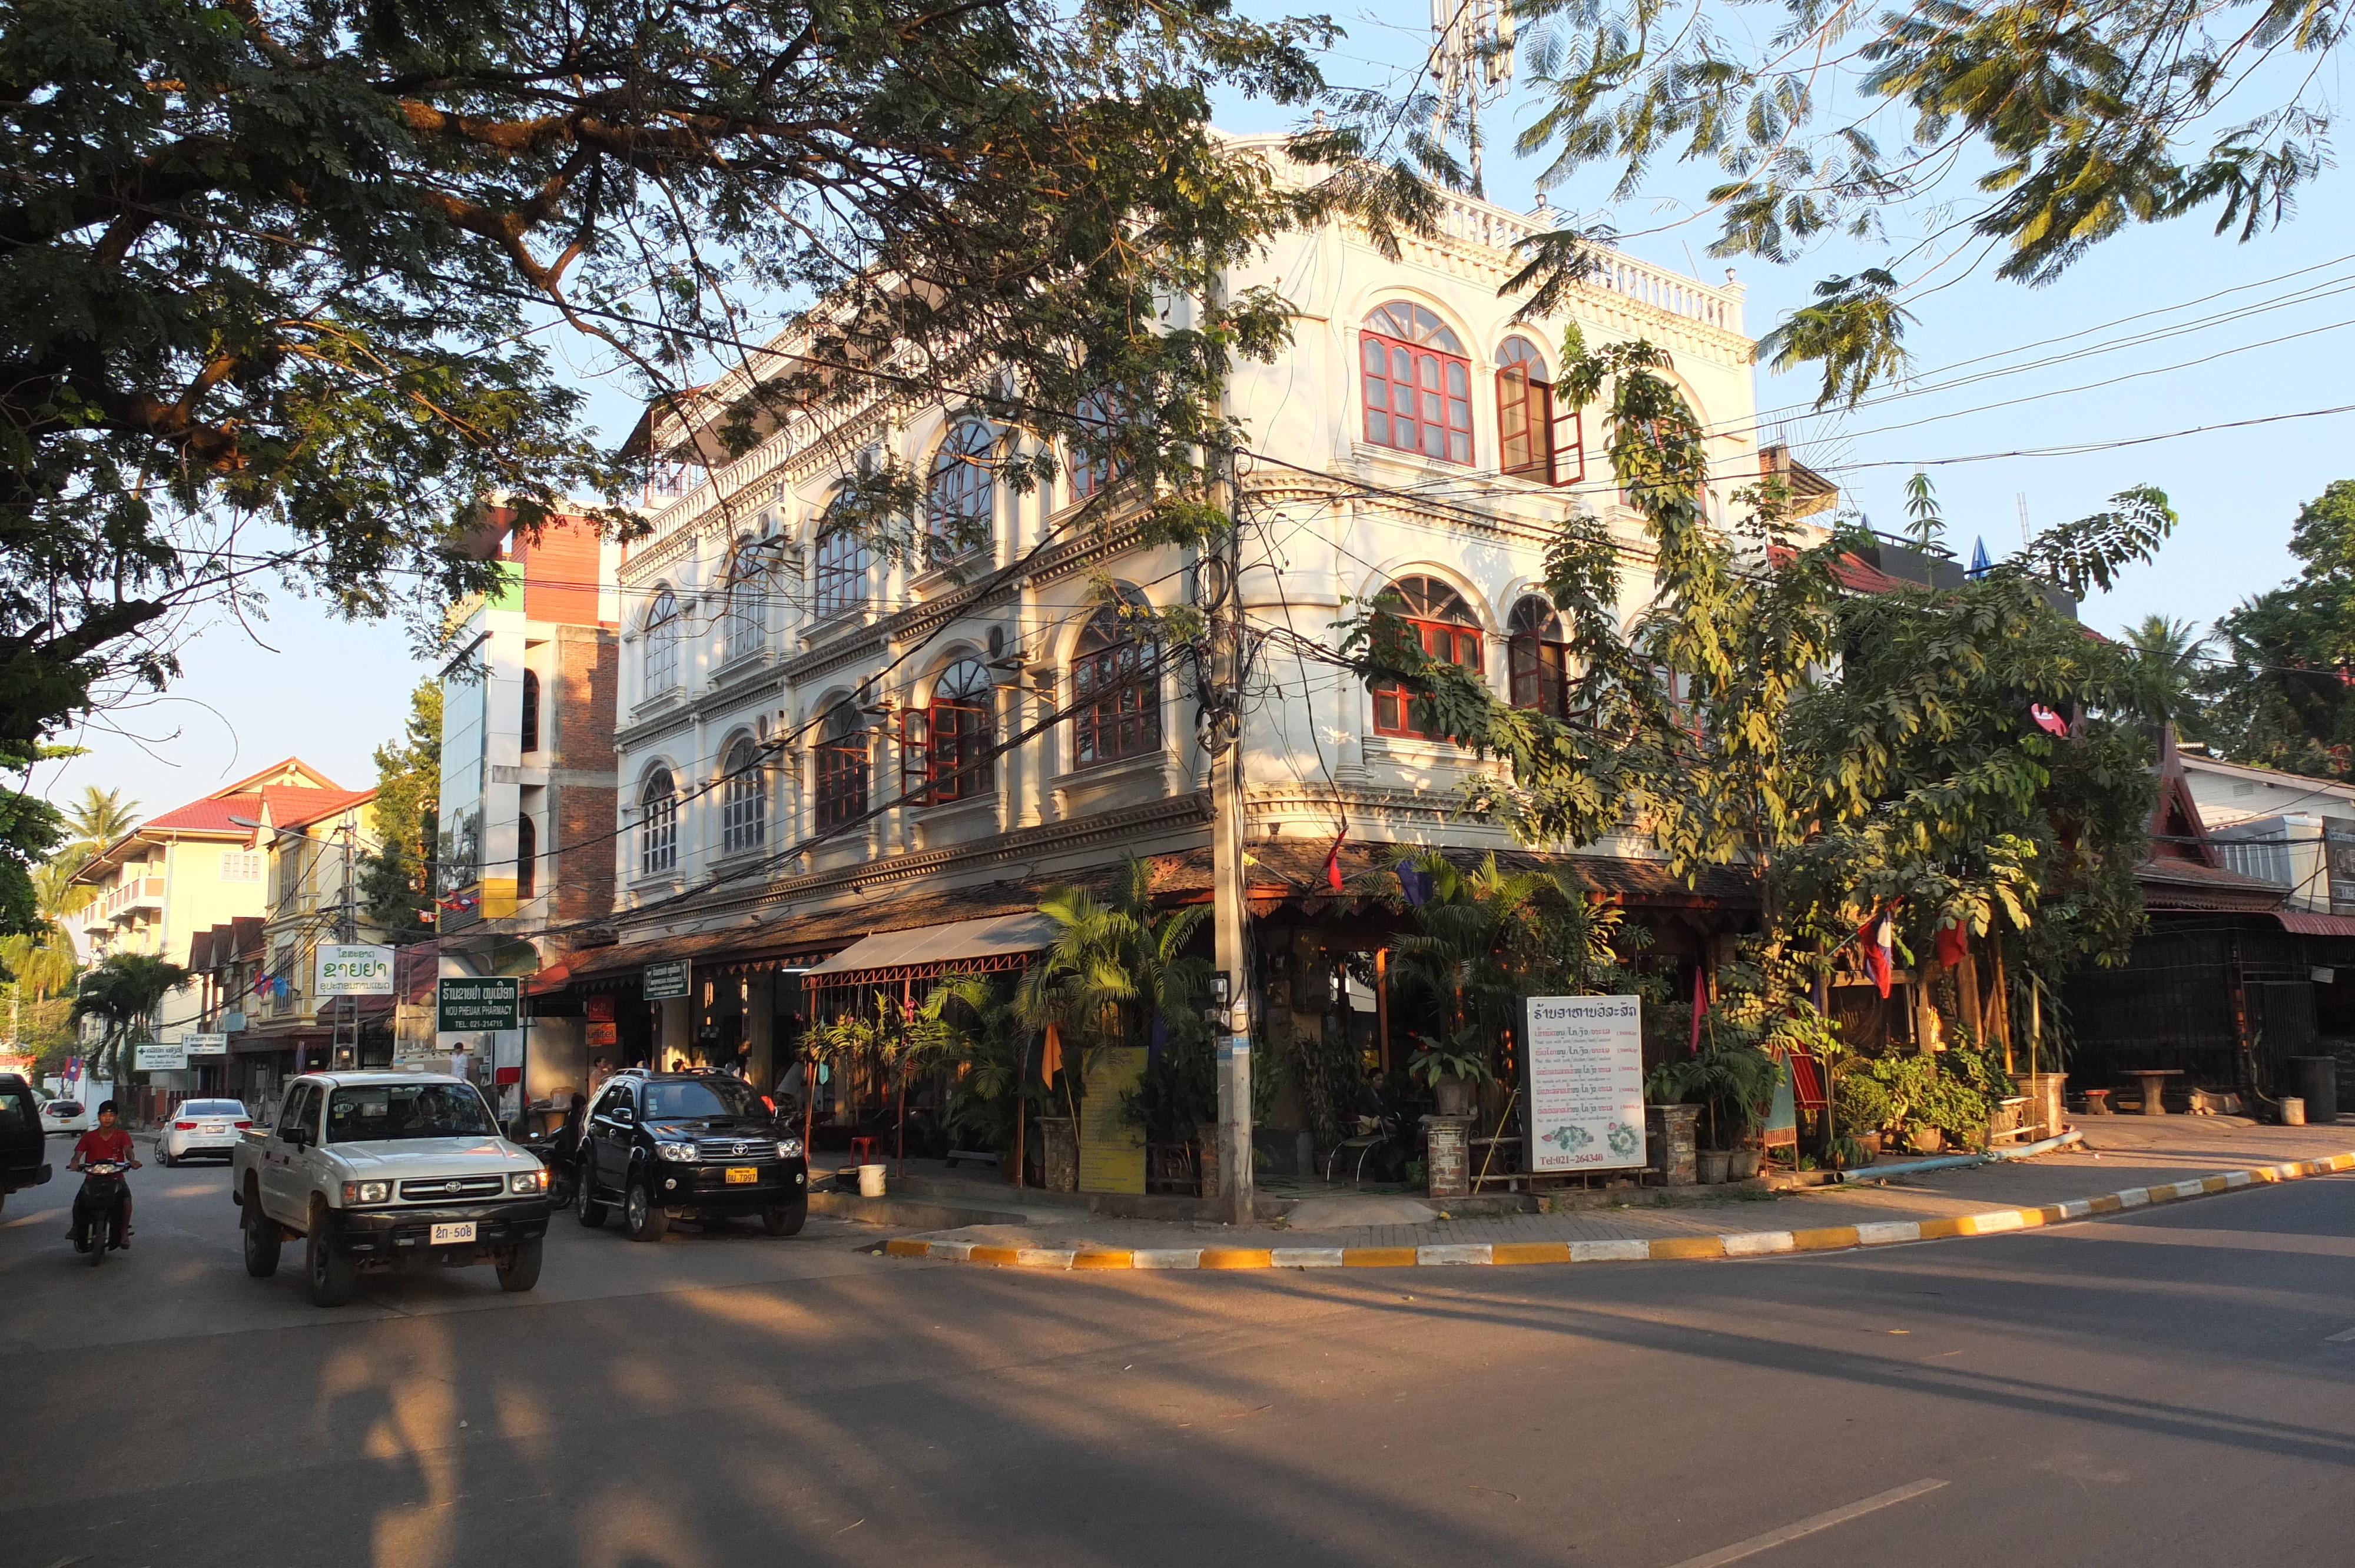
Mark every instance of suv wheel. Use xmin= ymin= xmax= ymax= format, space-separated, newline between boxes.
xmin=496 ymin=1236 xmax=544 ymax=1293
xmin=575 ymin=1158 xmax=607 ymax=1228
xmin=761 ymin=1198 xmax=807 ymax=1237
xmin=306 ymin=1206 xmax=358 ymax=1308
xmin=242 ymin=1184 xmax=280 ymax=1278
xmin=623 ymin=1174 xmax=668 ymax=1242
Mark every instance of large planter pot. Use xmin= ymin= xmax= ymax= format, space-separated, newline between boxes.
xmin=1697 ymin=1149 xmax=1733 ymax=1185
xmin=1907 ymin=1125 xmax=1944 ymax=1155
xmin=1729 ymin=1148 xmax=1762 ymax=1181
xmin=1432 ymin=1074 xmax=1477 ymax=1118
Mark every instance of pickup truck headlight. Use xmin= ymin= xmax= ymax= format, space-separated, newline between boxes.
xmin=656 ymin=1141 xmax=698 ymax=1163
xmin=341 ymin=1181 xmax=391 ymax=1205
xmin=509 ymin=1169 xmax=549 ymax=1195
xmin=775 ymin=1138 xmax=804 ymax=1160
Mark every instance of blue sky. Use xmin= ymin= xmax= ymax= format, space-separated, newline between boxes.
xmin=36 ymin=14 xmax=2353 ymax=819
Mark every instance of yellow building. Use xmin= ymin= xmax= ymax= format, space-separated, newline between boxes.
xmin=72 ymin=759 xmax=360 ymax=1092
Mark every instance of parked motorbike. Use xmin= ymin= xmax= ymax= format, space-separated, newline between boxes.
xmin=71 ymin=1160 xmax=129 ymax=1265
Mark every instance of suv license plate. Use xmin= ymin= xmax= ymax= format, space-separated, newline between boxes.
xmin=725 ymin=1166 xmax=758 ymax=1184
xmin=430 ymin=1222 xmax=477 ymax=1244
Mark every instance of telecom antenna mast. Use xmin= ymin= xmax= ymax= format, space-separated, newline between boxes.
xmin=1430 ymin=0 xmax=1515 ymax=198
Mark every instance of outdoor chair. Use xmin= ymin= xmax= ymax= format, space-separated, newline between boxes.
xmin=1325 ymin=1117 xmax=1385 ymax=1186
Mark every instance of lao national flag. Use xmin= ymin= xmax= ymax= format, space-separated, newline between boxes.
xmin=1855 ymin=908 xmax=1896 ymax=999
xmin=2029 ymin=703 xmax=2069 ymax=738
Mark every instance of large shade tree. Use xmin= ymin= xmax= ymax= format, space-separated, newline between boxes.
xmin=0 ymin=0 xmax=1430 ymax=934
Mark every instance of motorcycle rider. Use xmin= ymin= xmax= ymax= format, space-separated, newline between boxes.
xmin=68 ymin=1099 xmax=141 ymax=1243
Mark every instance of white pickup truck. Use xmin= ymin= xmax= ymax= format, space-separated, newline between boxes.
xmin=232 ymin=1071 xmax=550 ymax=1306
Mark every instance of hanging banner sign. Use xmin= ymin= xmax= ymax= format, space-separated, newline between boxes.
xmin=643 ymin=960 xmax=691 ymax=1001
xmin=437 ymin=976 xmax=521 ymax=1032
xmin=317 ymin=943 xmax=397 ymax=996
xmin=1524 ymin=995 xmax=1648 ymax=1172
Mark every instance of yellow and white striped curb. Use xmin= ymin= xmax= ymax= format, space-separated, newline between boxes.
xmin=880 ymin=1151 xmax=2355 ymax=1272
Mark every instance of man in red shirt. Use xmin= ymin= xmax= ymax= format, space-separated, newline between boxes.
xmin=69 ymin=1100 xmax=140 ymax=1241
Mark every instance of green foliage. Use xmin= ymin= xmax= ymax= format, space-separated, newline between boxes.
xmin=1833 ymin=1071 xmax=1893 ymax=1137
xmin=1337 ymin=333 xmax=2172 ymax=1034
xmin=59 ymin=788 xmax=139 ymax=871
xmin=1018 ymin=852 xmax=1212 ymax=1060
xmin=1900 ymin=471 xmax=1945 ymax=556
xmin=2122 ymin=616 xmax=2213 ymax=733
xmin=1647 ymin=1035 xmax=1779 ymax=1150
xmin=0 ymin=0 xmax=1431 ymax=863
xmin=2197 ymin=480 xmax=2355 ymax=778
xmin=1123 ymin=1032 xmax=1219 ymax=1145
xmin=1406 ymin=1026 xmax=1495 ymax=1088
xmin=1513 ymin=0 xmax=2336 ymax=402
xmin=358 ymin=680 xmax=442 ymax=941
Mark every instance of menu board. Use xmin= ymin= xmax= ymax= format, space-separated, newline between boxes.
xmin=1524 ymin=995 xmax=1647 ymax=1172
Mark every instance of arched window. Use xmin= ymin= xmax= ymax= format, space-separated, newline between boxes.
xmin=1499 ymin=337 xmax=1578 ymax=486
xmin=1507 ymin=596 xmax=1572 ymax=719
xmin=519 ymin=669 xmax=541 ymax=753
xmin=811 ymin=496 xmax=872 ymax=619
xmin=1361 ymin=303 xmax=1472 ymax=464
xmin=1368 ymin=576 xmax=1482 ymax=742
xmin=1069 ymin=389 xmax=1124 ymax=504
xmin=927 ymin=422 xmax=995 ymax=562
xmin=903 ymin=659 xmax=996 ymax=805
xmin=642 ymin=591 xmax=681 ymax=695
xmin=725 ymin=540 xmax=766 ymax=661
xmin=639 ymin=767 xmax=678 ymax=876
xmin=1072 ymin=596 xmax=1162 ymax=768
xmin=815 ymin=703 xmax=870 ymax=831
xmin=717 ymin=736 xmax=767 ymax=856
xmin=515 ymin=812 xmax=537 ymax=901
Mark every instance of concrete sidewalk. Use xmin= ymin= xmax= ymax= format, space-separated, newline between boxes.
xmin=873 ymin=1116 xmax=2355 ymax=1270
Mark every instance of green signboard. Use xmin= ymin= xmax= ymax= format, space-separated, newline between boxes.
xmin=437 ymin=976 xmax=522 ymax=1032
xmin=643 ymin=959 xmax=691 ymax=1001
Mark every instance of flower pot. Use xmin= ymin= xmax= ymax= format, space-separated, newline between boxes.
xmin=1697 ymin=1149 xmax=1733 ymax=1184
xmin=1433 ymin=1074 xmax=1477 ymax=1118
xmin=1729 ymin=1148 xmax=1761 ymax=1181
xmin=1908 ymin=1126 xmax=1943 ymax=1155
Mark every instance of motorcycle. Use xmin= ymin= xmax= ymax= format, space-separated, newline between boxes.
xmin=71 ymin=1160 xmax=130 ymax=1265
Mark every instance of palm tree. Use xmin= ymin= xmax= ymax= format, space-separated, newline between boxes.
xmin=71 ymin=952 xmax=188 ymax=1085
xmin=2122 ymin=614 xmax=2213 ymax=731
xmin=1017 ymin=852 xmax=1210 ymax=1055
xmin=0 ymin=861 xmax=92 ymax=1004
xmin=58 ymin=786 xmax=140 ymax=872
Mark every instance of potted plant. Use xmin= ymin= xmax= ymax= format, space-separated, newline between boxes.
xmin=1646 ymin=1037 xmax=1777 ymax=1182
xmin=1408 ymin=1028 xmax=1492 ymax=1117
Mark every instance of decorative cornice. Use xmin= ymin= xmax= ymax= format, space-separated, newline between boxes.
xmin=783 ymin=630 xmax=887 ymax=686
xmin=614 ymin=790 xmax=1212 ymax=941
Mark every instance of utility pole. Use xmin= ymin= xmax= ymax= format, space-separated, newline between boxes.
xmin=1203 ymin=271 xmax=1254 ymax=1226
xmin=333 ymin=821 xmax=359 ymax=1069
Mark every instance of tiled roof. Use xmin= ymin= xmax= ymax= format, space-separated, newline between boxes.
xmin=259 ymin=786 xmax=372 ymax=830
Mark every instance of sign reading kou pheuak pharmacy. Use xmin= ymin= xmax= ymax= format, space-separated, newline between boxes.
xmin=1523 ymin=995 xmax=1648 ymax=1173
xmin=316 ymin=943 xmax=397 ymax=996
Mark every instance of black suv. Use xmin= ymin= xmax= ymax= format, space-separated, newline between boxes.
xmin=0 ymin=1073 xmax=50 ymax=1216
xmin=575 ymin=1070 xmax=810 ymax=1241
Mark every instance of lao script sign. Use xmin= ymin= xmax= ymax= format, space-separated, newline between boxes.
xmin=317 ymin=943 xmax=396 ymax=996
xmin=1524 ymin=995 xmax=1647 ymax=1172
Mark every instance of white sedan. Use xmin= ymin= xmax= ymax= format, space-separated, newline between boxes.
xmin=159 ymin=1099 xmax=252 ymax=1164
xmin=39 ymin=1099 xmax=87 ymax=1134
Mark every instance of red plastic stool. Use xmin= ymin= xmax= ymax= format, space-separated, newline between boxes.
xmin=849 ymin=1135 xmax=881 ymax=1165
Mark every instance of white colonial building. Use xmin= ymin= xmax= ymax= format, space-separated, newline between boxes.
xmin=558 ymin=150 xmax=1810 ymax=1156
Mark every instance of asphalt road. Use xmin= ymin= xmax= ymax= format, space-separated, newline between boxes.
xmin=4 ymin=1131 xmax=2353 ymax=1568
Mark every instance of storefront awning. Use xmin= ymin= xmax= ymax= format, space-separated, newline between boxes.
xmin=2275 ymin=909 xmax=2355 ymax=937
xmin=801 ymin=912 xmax=1059 ymax=986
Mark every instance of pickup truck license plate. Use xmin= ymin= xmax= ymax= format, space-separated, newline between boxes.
xmin=430 ymin=1222 xmax=477 ymax=1244
xmin=725 ymin=1166 xmax=758 ymax=1184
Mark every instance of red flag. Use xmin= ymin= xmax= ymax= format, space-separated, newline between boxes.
xmin=1689 ymin=963 xmax=1708 ymax=1054
xmin=1936 ymin=919 xmax=1968 ymax=968
xmin=1854 ymin=906 xmax=1896 ymax=999
xmin=1324 ymin=825 xmax=1347 ymax=892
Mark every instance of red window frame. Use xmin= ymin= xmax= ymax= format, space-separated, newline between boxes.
xmin=901 ymin=663 xmax=996 ymax=805
xmin=1506 ymin=599 xmax=1573 ymax=720
xmin=1360 ymin=304 xmax=1472 ymax=465
xmin=1497 ymin=338 xmax=1586 ymax=487
xmin=927 ymin=423 xmax=994 ymax=561
xmin=1368 ymin=577 xmax=1483 ymax=742
xmin=1071 ymin=607 xmax=1161 ymax=768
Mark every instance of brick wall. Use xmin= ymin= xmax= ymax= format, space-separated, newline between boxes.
xmin=550 ymin=626 xmax=619 ymax=927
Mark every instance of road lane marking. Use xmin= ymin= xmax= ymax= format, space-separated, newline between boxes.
xmin=2326 ymin=1327 xmax=2355 ymax=1343
xmin=1661 ymin=1479 xmax=1948 ymax=1568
